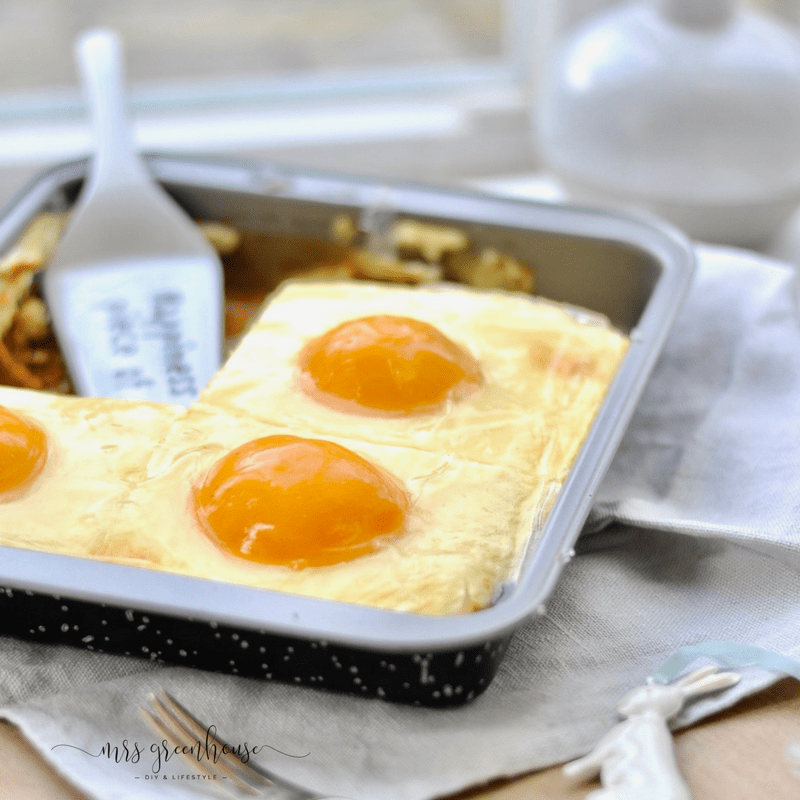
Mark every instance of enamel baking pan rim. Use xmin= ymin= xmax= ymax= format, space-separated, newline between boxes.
xmin=0 ymin=154 xmax=696 ymax=655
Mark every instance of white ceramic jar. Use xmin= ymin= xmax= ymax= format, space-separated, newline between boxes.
xmin=534 ymin=0 xmax=800 ymax=247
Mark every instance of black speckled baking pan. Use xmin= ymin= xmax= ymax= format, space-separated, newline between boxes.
xmin=0 ymin=154 xmax=695 ymax=707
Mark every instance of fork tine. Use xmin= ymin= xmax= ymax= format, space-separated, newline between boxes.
xmin=143 ymin=691 xmax=268 ymax=796
xmin=158 ymin=691 xmax=286 ymax=789
xmin=141 ymin=705 xmax=257 ymax=796
xmin=144 ymin=691 xmax=326 ymax=800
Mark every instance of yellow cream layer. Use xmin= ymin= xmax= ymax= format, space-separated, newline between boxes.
xmin=199 ymin=281 xmax=629 ymax=480
xmin=0 ymin=385 xmax=183 ymax=558
xmin=115 ymin=404 xmax=551 ymax=615
xmin=0 ymin=281 xmax=628 ymax=615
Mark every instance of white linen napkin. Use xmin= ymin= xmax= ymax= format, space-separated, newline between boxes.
xmin=2 ymin=243 xmax=800 ymax=800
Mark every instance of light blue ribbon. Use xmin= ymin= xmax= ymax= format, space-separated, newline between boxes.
xmin=652 ymin=641 xmax=800 ymax=684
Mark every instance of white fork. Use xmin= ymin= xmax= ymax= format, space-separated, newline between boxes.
xmin=142 ymin=691 xmax=351 ymax=800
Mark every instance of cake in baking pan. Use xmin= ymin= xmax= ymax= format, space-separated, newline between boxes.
xmin=0 ymin=279 xmax=627 ymax=615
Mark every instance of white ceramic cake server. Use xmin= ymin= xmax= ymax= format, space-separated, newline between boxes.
xmin=42 ymin=28 xmax=224 ymax=405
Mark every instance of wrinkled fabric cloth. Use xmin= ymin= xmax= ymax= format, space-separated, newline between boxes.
xmin=2 ymin=244 xmax=800 ymax=800
xmin=590 ymin=246 xmax=800 ymax=568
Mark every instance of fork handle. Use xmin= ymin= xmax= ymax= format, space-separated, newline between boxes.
xmin=75 ymin=28 xmax=150 ymax=192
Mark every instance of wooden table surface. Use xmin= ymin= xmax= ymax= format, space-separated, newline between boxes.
xmin=2 ymin=678 xmax=799 ymax=800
